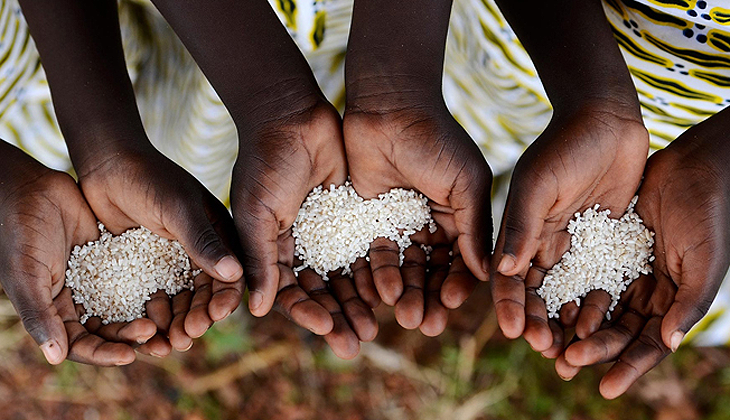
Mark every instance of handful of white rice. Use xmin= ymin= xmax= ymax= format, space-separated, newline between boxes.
xmin=537 ymin=196 xmax=654 ymax=319
xmin=65 ymin=223 xmax=199 ymax=324
xmin=292 ymin=182 xmax=436 ymax=280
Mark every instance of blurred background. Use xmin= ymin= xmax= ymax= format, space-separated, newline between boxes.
xmin=2 ymin=281 xmax=729 ymax=420
xmin=2 ymin=0 xmax=730 ymax=418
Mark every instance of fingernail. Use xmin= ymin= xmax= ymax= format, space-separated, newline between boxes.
xmin=482 ymin=256 xmax=490 ymax=276
xmin=558 ymin=372 xmax=576 ymax=382
xmin=214 ymin=256 xmax=242 ymax=281
xmin=40 ymin=340 xmax=63 ymax=365
xmin=182 ymin=342 xmax=193 ymax=352
xmin=670 ymin=331 xmax=684 ymax=352
xmin=249 ymin=291 xmax=263 ymax=312
xmin=497 ymin=254 xmax=516 ymax=275
xmin=150 ymin=352 xmax=165 ymax=358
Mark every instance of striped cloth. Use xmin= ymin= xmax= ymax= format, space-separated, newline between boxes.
xmin=1 ymin=0 xmax=728 ymax=344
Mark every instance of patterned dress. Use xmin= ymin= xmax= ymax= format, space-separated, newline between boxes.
xmin=0 ymin=0 xmax=728 ymax=344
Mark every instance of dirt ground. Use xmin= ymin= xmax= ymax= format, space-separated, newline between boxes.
xmin=1 ymin=282 xmax=728 ymax=420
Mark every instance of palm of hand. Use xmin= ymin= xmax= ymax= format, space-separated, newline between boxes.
xmin=0 ymin=170 xmax=150 ymax=365
xmin=232 ymin=101 xmax=381 ymax=359
xmin=77 ymin=146 xmax=243 ymax=353
xmin=556 ymin=145 xmax=730 ymax=399
xmin=492 ymin=105 xmax=650 ymax=350
xmin=343 ymin=106 xmax=493 ymax=335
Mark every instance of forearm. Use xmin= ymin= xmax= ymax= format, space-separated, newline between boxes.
xmin=495 ymin=0 xmax=640 ymax=117
xmin=150 ymin=0 xmax=323 ymax=131
xmin=669 ymin=107 xmax=730 ymax=182
xmin=345 ymin=0 xmax=453 ymax=111
xmin=19 ymin=0 xmax=150 ymax=174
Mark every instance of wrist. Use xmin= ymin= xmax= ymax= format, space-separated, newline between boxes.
xmin=550 ymin=82 xmax=642 ymax=123
xmin=668 ymin=108 xmax=730 ymax=183
xmin=345 ymin=71 xmax=444 ymax=117
xmin=230 ymin=76 xmax=326 ymax=136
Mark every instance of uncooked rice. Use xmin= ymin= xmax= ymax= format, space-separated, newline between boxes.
xmin=537 ymin=196 xmax=654 ymax=319
xmin=292 ymin=182 xmax=436 ymax=280
xmin=65 ymin=223 xmax=200 ymax=324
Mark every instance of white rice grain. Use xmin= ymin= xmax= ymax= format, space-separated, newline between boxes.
xmin=537 ymin=196 xmax=654 ymax=319
xmin=292 ymin=182 xmax=436 ymax=280
xmin=65 ymin=223 xmax=200 ymax=324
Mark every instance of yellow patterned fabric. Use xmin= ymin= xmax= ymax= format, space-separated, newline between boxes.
xmin=1 ymin=0 xmax=729 ymax=344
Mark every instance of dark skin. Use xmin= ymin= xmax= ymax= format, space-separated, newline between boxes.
xmin=0 ymin=141 xmax=157 ymax=365
xmin=554 ymin=107 xmax=730 ymax=399
xmin=344 ymin=0 xmax=494 ymax=335
xmin=491 ymin=0 xmax=649 ymax=351
xmin=149 ymin=0 xmax=377 ymax=359
xmin=18 ymin=0 xmax=244 ymax=357
xmin=493 ymin=0 xmax=730 ymax=399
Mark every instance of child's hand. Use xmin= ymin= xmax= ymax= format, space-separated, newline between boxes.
xmin=232 ymin=98 xmax=377 ymax=359
xmin=343 ymin=99 xmax=493 ymax=336
xmin=492 ymin=100 xmax=649 ymax=351
xmin=77 ymin=144 xmax=244 ymax=353
xmin=0 ymin=143 xmax=153 ymax=365
xmin=554 ymin=114 xmax=730 ymax=399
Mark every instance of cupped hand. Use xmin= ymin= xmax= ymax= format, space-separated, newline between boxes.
xmin=0 ymin=146 xmax=151 ymax=366
xmin=555 ymin=118 xmax=730 ymax=399
xmin=232 ymin=98 xmax=377 ymax=359
xmin=76 ymin=143 xmax=244 ymax=352
xmin=491 ymin=100 xmax=649 ymax=351
xmin=342 ymin=98 xmax=493 ymax=336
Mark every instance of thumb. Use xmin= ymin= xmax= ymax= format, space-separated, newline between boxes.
xmin=660 ymin=253 xmax=726 ymax=352
xmin=170 ymin=198 xmax=243 ymax=283
xmin=452 ymin=165 xmax=493 ymax=281
xmin=495 ymin=176 xmax=553 ymax=277
xmin=4 ymin=275 xmax=68 ymax=365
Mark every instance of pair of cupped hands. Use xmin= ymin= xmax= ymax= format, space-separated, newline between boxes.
xmin=2 ymin=84 xmax=728 ymax=400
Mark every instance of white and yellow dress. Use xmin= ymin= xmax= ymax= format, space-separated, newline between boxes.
xmin=0 ymin=0 xmax=728 ymax=344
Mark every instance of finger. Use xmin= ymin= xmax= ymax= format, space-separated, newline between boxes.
xmin=275 ymin=267 xmax=333 ymax=335
xmin=554 ymin=334 xmax=582 ymax=380
xmin=494 ymin=172 xmax=554 ymax=278
xmin=563 ymin=309 xmax=646 ymax=367
xmin=209 ymin=278 xmax=244 ymax=322
xmin=523 ymin=265 xmax=552 ymax=352
xmin=555 ymin=353 xmax=582 ymax=381
xmin=234 ymin=203 xmax=280 ymax=317
xmin=4 ymin=275 xmax=69 ymax=365
xmin=88 ymin=318 xmax=157 ymax=345
xmin=298 ymin=270 xmax=360 ymax=359
xmin=541 ymin=319 xmax=567 ymax=359
xmin=575 ymin=290 xmax=612 ymax=339
xmin=172 ymin=195 xmax=243 ymax=283
xmin=329 ymin=274 xmax=378 ymax=342
xmin=368 ymin=237 xmax=404 ymax=306
xmin=451 ymin=164 xmax=493 ymax=281
xmin=660 ymin=259 xmax=724 ymax=352
xmin=184 ymin=273 xmax=215 ymax=339
xmin=168 ymin=289 xmax=194 ymax=351
xmin=145 ymin=290 xmax=173 ymax=334
xmin=352 ymin=257 xmax=380 ymax=309
xmin=440 ymin=246 xmax=479 ymax=310
xmin=559 ymin=301 xmax=580 ymax=328
xmin=420 ymin=261 xmax=450 ymax=337
xmin=136 ymin=334 xmax=173 ymax=358
xmin=394 ymin=245 xmax=426 ymax=329
xmin=491 ymin=269 xmax=527 ymax=339
xmin=323 ymin=313 xmax=361 ymax=360
xmin=54 ymin=289 xmax=135 ymax=366
xmin=599 ymin=316 xmax=670 ymax=399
